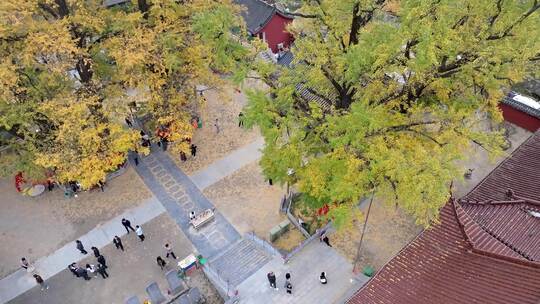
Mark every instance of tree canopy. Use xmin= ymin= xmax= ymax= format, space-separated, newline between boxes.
xmin=0 ymin=0 xmax=246 ymax=188
xmin=244 ymin=0 xmax=540 ymax=226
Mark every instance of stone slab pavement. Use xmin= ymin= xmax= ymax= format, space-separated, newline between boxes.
xmin=0 ymin=197 xmax=164 ymax=304
xmin=190 ymin=137 xmax=264 ymax=190
xmin=8 ymin=213 xmax=209 ymax=304
xmin=135 ymin=151 xmax=241 ymax=259
xmin=0 ymin=138 xmax=264 ymax=304
xmin=235 ymin=241 xmax=369 ymax=304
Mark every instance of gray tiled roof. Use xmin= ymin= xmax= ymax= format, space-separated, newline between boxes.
xmin=235 ymin=0 xmax=277 ymax=34
xmin=502 ymin=93 xmax=540 ymax=119
xmin=295 ymin=83 xmax=333 ymax=112
xmin=277 ymin=51 xmax=294 ymax=67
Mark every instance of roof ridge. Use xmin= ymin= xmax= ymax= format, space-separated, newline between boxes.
xmin=513 ymin=194 xmax=540 ymax=207
xmin=452 ymin=200 xmax=533 ymax=261
xmin=459 ymin=199 xmax=527 ymax=205
xmin=454 ymin=200 xmax=536 ymax=262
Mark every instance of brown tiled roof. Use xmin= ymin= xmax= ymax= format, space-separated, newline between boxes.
xmin=347 ymin=200 xmax=540 ymax=304
xmin=460 ymin=199 xmax=540 ymax=262
xmin=347 ymin=130 xmax=540 ymax=304
xmin=464 ymin=130 xmax=540 ymax=202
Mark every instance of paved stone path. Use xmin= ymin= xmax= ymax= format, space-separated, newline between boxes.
xmin=0 ymin=197 xmax=164 ymax=304
xmin=134 ymin=151 xmax=241 ymax=258
xmin=190 ymin=138 xmax=264 ymax=190
xmin=235 ymin=242 xmax=368 ymax=304
xmin=134 ymin=149 xmax=276 ymax=296
xmin=0 ymin=139 xmax=264 ymax=304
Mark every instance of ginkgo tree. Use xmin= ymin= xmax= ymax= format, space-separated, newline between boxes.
xmin=0 ymin=0 xmax=246 ymax=188
xmin=243 ymin=0 xmax=540 ymax=226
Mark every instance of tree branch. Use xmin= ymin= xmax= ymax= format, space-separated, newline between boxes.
xmin=487 ymin=0 xmax=540 ymax=40
xmin=366 ymin=121 xmax=439 ymax=138
xmin=405 ymin=129 xmax=446 ymax=147
xmin=286 ymin=11 xmax=317 ymax=18
xmin=488 ymin=0 xmax=504 ymax=27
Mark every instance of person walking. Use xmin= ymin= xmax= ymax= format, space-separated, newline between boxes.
xmin=20 ymin=257 xmax=31 ymax=271
xmin=91 ymin=246 xmax=100 ymax=258
xmin=125 ymin=117 xmax=133 ymax=127
xmin=86 ymin=264 xmax=97 ymax=278
xmin=214 ymin=118 xmax=220 ymax=134
xmin=321 ymin=235 xmax=332 ymax=247
xmin=190 ymin=144 xmax=197 ymax=157
xmin=164 ymin=243 xmax=177 ymax=259
xmin=97 ymin=180 xmax=105 ymax=192
xmin=285 ymin=280 xmax=292 ymax=294
xmin=113 ymin=236 xmax=124 ymax=251
xmin=33 ymin=274 xmax=49 ymax=291
xmin=133 ymin=150 xmax=139 ymax=166
xmin=156 ymin=256 xmax=167 ymax=270
xmin=97 ymin=255 xmax=108 ymax=269
xmin=68 ymin=263 xmax=79 ymax=277
xmin=180 ymin=151 xmax=187 ymax=162
xmin=97 ymin=263 xmax=109 ymax=279
xmin=189 ymin=211 xmax=196 ymax=221
xmin=285 ymin=273 xmax=292 ymax=294
xmin=77 ymin=267 xmax=91 ymax=280
xmin=238 ymin=112 xmax=244 ymax=127
xmin=319 ymin=272 xmax=328 ymax=285
xmin=121 ymin=218 xmax=136 ymax=234
xmin=267 ymin=272 xmax=278 ymax=290
xmin=135 ymin=225 xmax=145 ymax=241
xmin=75 ymin=240 xmax=88 ymax=255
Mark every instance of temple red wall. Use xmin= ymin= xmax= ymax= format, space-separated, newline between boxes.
xmin=259 ymin=14 xmax=293 ymax=53
xmin=499 ymin=104 xmax=540 ymax=132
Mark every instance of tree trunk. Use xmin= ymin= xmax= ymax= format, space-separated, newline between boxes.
xmin=76 ymin=58 xmax=93 ymax=83
xmin=54 ymin=0 xmax=69 ymax=18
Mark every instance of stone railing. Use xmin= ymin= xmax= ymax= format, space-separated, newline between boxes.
xmin=202 ymin=263 xmax=233 ymax=300
xmin=246 ymin=232 xmax=283 ymax=258
xmin=283 ymin=221 xmax=332 ymax=264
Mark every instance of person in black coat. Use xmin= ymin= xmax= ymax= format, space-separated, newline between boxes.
xmin=156 ymin=256 xmax=167 ymax=270
xmin=267 ymin=271 xmax=277 ymax=290
xmin=76 ymin=267 xmax=90 ymax=280
xmin=68 ymin=263 xmax=79 ymax=277
xmin=97 ymin=263 xmax=109 ymax=279
xmin=97 ymin=255 xmax=107 ymax=269
xmin=121 ymin=218 xmax=136 ymax=234
xmin=113 ymin=236 xmax=124 ymax=251
xmin=75 ymin=240 xmax=87 ymax=255
xmin=91 ymin=246 xmax=100 ymax=257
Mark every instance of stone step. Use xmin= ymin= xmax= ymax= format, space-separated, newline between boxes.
xmin=208 ymin=238 xmax=272 ymax=288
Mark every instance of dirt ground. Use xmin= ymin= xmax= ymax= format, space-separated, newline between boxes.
xmin=452 ymin=123 xmax=531 ymax=198
xmin=0 ymin=167 xmax=152 ymax=278
xmin=10 ymin=213 xmax=223 ymax=304
xmin=272 ymin=228 xmax=306 ymax=252
xmin=170 ymin=82 xmax=261 ymax=175
xmin=203 ymin=162 xmax=286 ymax=240
xmin=332 ymin=197 xmax=422 ymax=272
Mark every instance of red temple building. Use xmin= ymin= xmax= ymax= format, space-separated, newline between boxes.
xmin=236 ymin=0 xmax=294 ymax=54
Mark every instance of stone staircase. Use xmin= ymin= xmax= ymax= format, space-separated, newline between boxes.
xmin=207 ymin=238 xmax=273 ymax=288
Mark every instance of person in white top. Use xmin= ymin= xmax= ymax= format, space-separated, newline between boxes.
xmin=86 ymin=264 xmax=97 ymax=277
xmin=189 ymin=211 xmax=196 ymax=221
xmin=135 ymin=225 xmax=145 ymax=241
xmin=319 ymin=272 xmax=327 ymax=284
